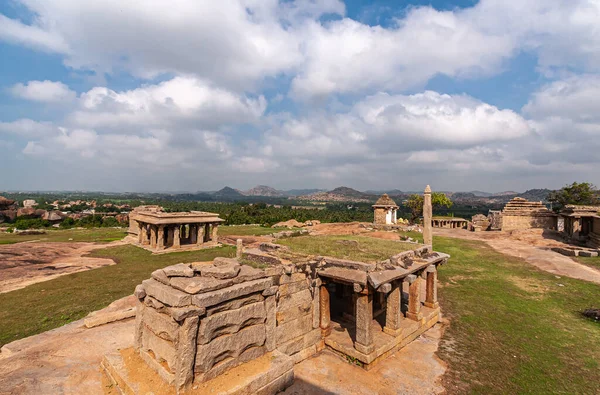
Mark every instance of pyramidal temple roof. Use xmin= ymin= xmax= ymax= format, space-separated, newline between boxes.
xmin=373 ymin=193 xmax=398 ymax=207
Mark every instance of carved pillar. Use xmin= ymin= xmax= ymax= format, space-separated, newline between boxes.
xmin=173 ymin=226 xmax=181 ymax=249
xmin=355 ymin=286 xmax=374 ymax=354
xmin=211 ymin=223 xmax=219 ymax=242
xmin=423 ymin=185 xmax=433 ymax=247
xmin=407 ymin=274 xmax=423 ymax=321
xmin=166 ymin=226 xmax=174 ymax=247
xmin=137 ymin=222 xmax=144 ymax=244
xmin=190 ymin=224 xmax=197 ymax=244
xmin=424 ymin=266 xmax=439 ymax=308
xmin=157 ymin=225 xmax=165 ymax=249
xmin=150 ymin=225 xmax=157 ymax=249
xmin=198 ymin=224 xmax=206 ymax=244
xmin=204 ymin=224 xmax=210 ymax=242
xmin=236 ymin=239 xmax=243 ymax=259
xmin=319 ymin=283 xmax=331 ymax=336
xmin=383 ymin=281 xmax=403 ymax=336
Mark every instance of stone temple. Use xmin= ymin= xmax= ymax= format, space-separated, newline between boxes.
xmin=373 ymin=194 xmax=399 ymax=225
xmin=128 ymin=206 xmax=224 ymax=252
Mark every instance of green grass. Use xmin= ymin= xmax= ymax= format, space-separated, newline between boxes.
xmin=218 ymin=225 xmax=276 ymax=236
xmin=0 ymin=228 xmax=127 ymax=244
xmin=276 ymin=235 xmax=417 ymax=262
xmin=435 ymin=236 xmax=600 ymax=394
xmin=0 ymin=244 xmax=234 ymax=347
xmin=575 ymin=255 xmax=600 ymax=270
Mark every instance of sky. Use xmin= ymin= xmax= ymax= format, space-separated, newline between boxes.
xmin=0 ymin=0 xmax=599 ymax=193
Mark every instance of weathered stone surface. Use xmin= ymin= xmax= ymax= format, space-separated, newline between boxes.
xmin=276 ymin=301 xmax=312 ymax=325
xmin=368 ymin=268 xmax=407 ymax=288
xmin=579 ymin=250 xmax=598 ymax=257
xmin=390 ymin=251 xmax=414 ymax=267
xmin=291 ymin=344 xmax=317 ymax=364
xmin=277 ymin=288 xmax=312 ymax=313
xmin=322 ymin=257 xmax=376 ymax=272
xmin=134 ymin=300 xmax=144 ymax=350
xmin=276 ymin=313 xmax=312 ymax=345
xmin=151 ymin=269 xmax=170 ymax=285
xmin=259 ymin=242 xmax=289 ymax=252
xmin=195 ymin=346 xmax=266 ymax=384
xmin=174 ymin=316 xmax=199 ymax=391
xmin=142 ymin=306 xmax=179 ymax=342
xmin=144 ymin=296 xmax=165 ymax=310
xmin=198 ymin=302 xmax=266 ymax=344
xmin=243 ymin=249 xmax=283 ymax=266
xmin=236 ymin=239 xmax=243 ymax=260
xmin=200 ymin=263 xmax=241 ymax=279
xmin=277 ymin=328 xmax=321 ymax=356
xmin=134 ymin=284 xmax=146 ymax=300
xmin=255 ymin=369 xmax=294 ymax=395
xmin=142 ymin=279 xmax=191 ymax=307
xmin=234 ymin=265 xmax=266 ymax=284
xmin=141 ymin=327 xmax=176 ymax=372
xmin=167 ymin=305 xmax=206 ymax=322
xmin=192 ymin=278 xmax=273 ymax=308
xmin=377 ymin=283 xmax=392 ymax=293
xmin=265 ymin=296 xmax=276 ymax=352
xmin=262 ymin=286 xmax=278 ymax=296
xmin=279 ymin=272 xmax=307 ymax=284
xmin=318 ymin=267 xmax=367 ymax=285
xmin=169 ymin=276 xmax=233 ymax=294
xmin=195 ymin=324 xmax=266 ymax=373
xmin=278 ymin=279 xmax=309 ymax=296
xmin=354 ymin=291 xmax=374 ymax=354
xmin=212 ymin=257 xmax=240 ymax=267
xmin=207 ymin=293 xmax=264 ymax=316
xmin=312 ymin=284 xmax=320 ymax=329
xmin=84 ymin=307 xmax=136 ymax=328
xmin=163 ymin=263 xmax=194 ymax=278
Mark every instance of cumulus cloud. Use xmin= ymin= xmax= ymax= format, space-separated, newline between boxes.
xmin=10 ymin=80 xmax=75 ymax=102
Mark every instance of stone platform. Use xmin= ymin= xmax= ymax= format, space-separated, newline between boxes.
xmin=102 ymin=348 xmax=294 ymax=395
xmin=325 ymin=306 xmax=440 ymax=369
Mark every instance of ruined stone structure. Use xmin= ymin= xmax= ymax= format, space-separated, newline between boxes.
xmin=129 ymin=206 xmax=224 ymax=252
xmin=373 ymin=194 xmax=399 ymax=225
xmin=488 ymin=210 xmax=502 ymax=230
xmin=470 ymin=214 xmax=490 ymax=232
xmin=432 ymin=217 xmax=468 ymax=229
xmin=105 ymin=239 xmax=449 ymax=393
xmin=560 ymin=205 xmax=600 ymax=248
xmin=500 ymin=197 xmax=557 ymax=231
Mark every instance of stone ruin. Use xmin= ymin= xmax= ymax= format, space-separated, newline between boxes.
xmin=560 ymin=205 xmax=600 ymax=248
xmin=103 ymin=241 xmax=449 ymax=394
xmin=497 ymin=197 xmax=557 ymax=231
xmin=470 ymin=214 xmax=490 ymax=232
xmin=373 ymin=194 xmax=399 ymax=225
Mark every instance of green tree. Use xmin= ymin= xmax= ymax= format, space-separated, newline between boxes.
xmin=548 ymin=182 xmax=599 ymax=210
xmin=405 ymin=192 xmax=453 ymax=222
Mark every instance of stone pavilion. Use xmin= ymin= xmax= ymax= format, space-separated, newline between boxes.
xmin=373 ymin=194 xmax=399 ymax=225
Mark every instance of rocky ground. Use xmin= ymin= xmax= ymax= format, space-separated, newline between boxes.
xmin=433 ymin=228 xmax=600 ymax=284
xmin=0 ymin=241 xmax=124 ymax=293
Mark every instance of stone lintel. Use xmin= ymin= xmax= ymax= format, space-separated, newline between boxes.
xmin=321 ymin=257 xmax=376 ymax=272
xmin=142 ymin=279 xmax=192 ymax=307
xmin=192 ymin=278 xmax=273 ymax=308
xmin=367 ymin=268 xmax=407 ymax=288
xmin=317 ymin=267 xmax=367 ymax=285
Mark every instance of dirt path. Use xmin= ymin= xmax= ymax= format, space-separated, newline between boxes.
xmin=433 ymin=228 xmax=600 ymax=285
xmin=0 ymin=241 xmax=126 ymax=293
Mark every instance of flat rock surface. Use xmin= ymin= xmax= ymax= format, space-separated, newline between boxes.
xmin=433 ymin=228 xmax=600 ymax=284
xmin=0 ymin=242 xmax=123 ymax=293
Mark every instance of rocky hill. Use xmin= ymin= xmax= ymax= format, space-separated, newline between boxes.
xmin=244 ymin=185 xmax=284 ymax=197
xmin=298 ymin=187 xmax=373 ymax=203
xmin=212 ymin=187 xmax=245 ymax=198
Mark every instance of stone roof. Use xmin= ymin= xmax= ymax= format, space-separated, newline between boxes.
xmin=501 ymin=197 xmax=556 ymax=217
xmin=561 ymin=205 xmax=600 ymax=217
xmin=373 ymin=193 xmax=398 ymax=208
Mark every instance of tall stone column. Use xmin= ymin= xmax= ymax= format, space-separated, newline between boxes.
xmin=190 ymin=224 xmax=197 ymax=244
xmin=406 ymin=274 xmax=423 ymax=321
xmin=173 ymin=226 xmax=181 ymax=249
xmin=157 ymin=225 xmax=165 ymax=249
xmin=355 ymin=286 xmax=374 ymax=354
xmin=423 ymin=185 xmax=433 ymax=247
xmin=319 ymin=283 xmax=331 ymax=336
xmin=137 ymin=222 xmax=144 ymax=244
xmin=424 ymin=266 xmax=439 ymax=308
xmin=211 ymin=224 xmax=219 ymax=242
xmin=198 ymin=224 xmax=206 ymax=244
xmin=383 ymin=281 xmax=403 ymax=336
xmin=167 ymin=226 xmax=174 ymax=246
xmin=150 ymin=225 xmax=157 ymax=249
xmin=204 ymin=224 xmax=210 ymax=242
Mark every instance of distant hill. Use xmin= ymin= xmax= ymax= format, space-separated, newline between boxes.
xmin=468 ymin=190 xmax=493 ymax=197
xmin=365 ymin=189 xmax=405 ymax=196
xmin=212 ymin=186 xmax=245 ymax=198
xmin=518 ymin=189 xmax=553 ymax=202
xmin=244 ymin=185 xmax=284 ymax=197
xmin=298 ymin=186 xmax=372 ymax=203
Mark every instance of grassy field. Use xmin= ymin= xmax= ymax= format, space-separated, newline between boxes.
xmin=219 ymin=225 xmax=276 ymax=236
xmin=435 ymin=236 xmax=600 ymax=394
xmin=276 ymin=234 xmax=417 ymax=262
xmin=575 ymin=255 xmax=600 ymax=270
xmin=0 ymin=244 xmax=234 ymax=347
xmin=0 ymin=228 xmax=127 ymax=244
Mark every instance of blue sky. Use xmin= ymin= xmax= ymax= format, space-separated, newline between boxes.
xmin=0 ymin=0 xmax=599 ymax=193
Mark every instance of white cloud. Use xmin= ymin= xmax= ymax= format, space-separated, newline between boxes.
xmin=0 ymin=14 xmax=69 ymax=54
xmin=0 ymin=119 xmax=59 ymax=137
xmin=10 ymin=80 xmax=75 ymax=102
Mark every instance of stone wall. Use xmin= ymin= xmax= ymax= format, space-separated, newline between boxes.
xmin=501 ymin=215 xmax=557 ymax=231
xmin=374 ymin=208 xmax=387 ymax=225
xmin=501 ymin=197 xmax=556 ymax=231
xmin=590 ymin=217 xmax=600 ymax=248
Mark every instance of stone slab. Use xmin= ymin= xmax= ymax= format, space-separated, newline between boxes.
xmin=200 ymin=263 xmax=241 ymax=279
xmin=192 ymin=278 xmax=272 ymax=308
xmin=169 ymin=276 xmax=233 ymax=294
xmin=321 ymin=257 xmax=376 ymax=272
xmin=142 ymin=279 xmax=191 ymax=307
xmin=198 ymin=302 xmax=266 ymax=345
xmin=142 ymin=306 xmax=179 ymax=342
xmin=368 ymin=268 xmax=408 ymax=288
xmin=276 ymin=313 xmax=312 ymax=345
xmin=207 ymin=293 xmax=265 ymax=316
xmin=163 ymin=263 xmax=194 ymax=278
xmin=317 ymin=267 xmax=367 ymax=285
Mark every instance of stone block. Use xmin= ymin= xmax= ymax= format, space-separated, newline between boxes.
xmin=292 ymin=344 xmax=318 ymax=364
xmin=174 ymin=316 xmax=199 ymax=391
xmin=279 ymin=272 xmax=308 ymax=284
xmin=141 ymin=327 xmax=176 ymax=372
xmin=276 ymin=313 xmax=312 ymax=345
xmin=322 ymin=257 xmax=376 ymax=272
xmin=167 ymin=306 xmax=206 ymax=323
xmin=265 ymin=296 xmax=276 ymax=352
xmin=207 ymin=293 xmax=264 ymax=316
xmin=200 ymin=263 xmax=241 ymax=279
xmin=163 ymin=263 xmax=194 ymax=278
xmin=195 ymin=346 xmax=267 ymax=384
xmin=278 ymin=279 xmax=309 ymax=296
xmin=276 ymin=302 xmax=312 ymax=325
xmin=134 ymin=284 xmax=146 ymax=300
xmin=318 ymin=267 xmax=367 ymax=285
xmin=195 ymin=324 xmax=266 ymax=373
xmin=579 ymin=250 xmax=598 ymax=257
xmin=144 ymin=296 xmax=165 ymax=310
xmin=134 ymin=300 xmax=144 ymax=350
xmin=255 ymin=369 xmax=294 ymax=395
xmin=169 ymin=276 xmax=233 ymax=294
xmin=213 ymin=257 xmax=240 ymax=267
xmin=142 ymin=306 xmax=179 ymax=342
xmin=277 ymin=288 xmax=312 ymax=313
xmin=151 ymin=269 xmax=170 ymax=285
xmin=368 ymin=268 xmax=408 ymax=289
xmin=262 ymin=286 xmax=278 ymax=296
xmin=234 ymin=265 xmax=266 ymax=284
xmin=192 ymin=278 xmax=272 ymax=308
xmin=312 ymin=285 xmax=320 ymax=329
xmin=142 ymin=279 xmax=191 ymax=307
xmin=198 ymin=302 xmax=266 ymax=344
xmin=277 ymin=328 xmax=321 ymax=355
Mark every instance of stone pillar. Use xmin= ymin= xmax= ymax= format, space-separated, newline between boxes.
xmin=157 ymin=225 xmax=165 ymax=249
xmin=190 ymin=224 xmax=197 ymax=244
xmin=167 ymin=226 xmax=174 ymax=247
xmin=423 ymin=185 xmax=433 ymax=247
xmin=406 ymin=274 xmax=423 ymax=321
xmin=173 ymin=226 xmax=181 ymax=249
xmin=424 ymin=266 xmax=439 ymax=308
xmin=204 ymin=224 xmax=210 ymax=242
xmin=393 ymin=209 xmax=397 ymax=224
xmin=236 ymin=239 xmax=243 ymax=259
xmin=319 ymin=283 xmax=331 ymax=336
xmin=138 ymin=222 xmax=144 ymax=244
xmin=383 ymin=281 xmax=403 ymax=336
xmin=150 ymin=225 xmax=157 ymax=249
xmin=198 ymin=224 xmax=206 ymax=244
xmin=211 ymin=223 xmax=219 ymax=242
xmin=174 ymin=316 xmax=200 ymax=391
xmin=355 ymin=287 xmax=374 ymax=354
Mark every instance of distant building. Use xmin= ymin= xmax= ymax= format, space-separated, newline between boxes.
xmin=373 ymin=194 xmax=398 ymax=225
